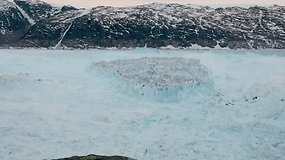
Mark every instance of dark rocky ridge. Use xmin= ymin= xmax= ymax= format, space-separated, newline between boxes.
xmin=52 ymin=154 xmax=135 ymax=160
xmin=0 ymin=0 xmax=284 ymax=49
xmin=14 ymin=0 xmax=61 ymax=21
xmin=0 ymin=0 xmax=30 ymax=46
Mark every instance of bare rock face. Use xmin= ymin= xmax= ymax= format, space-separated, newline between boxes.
xmin=52 ymin=154 xmax=135 ymax=160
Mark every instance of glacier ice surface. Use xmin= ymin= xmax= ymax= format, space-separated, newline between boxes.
xmin=0 ymin=49 xmax=285 ymax=160
xmin=94 ymin=57 xmax=213 ymax=101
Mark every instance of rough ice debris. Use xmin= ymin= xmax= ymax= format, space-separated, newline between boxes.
xmin=94 ymin=57 xmax=212 ymax=99
xmin=0 ymin=73 xmax=29 ymax=86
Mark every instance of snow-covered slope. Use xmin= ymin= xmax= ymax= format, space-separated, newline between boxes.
xmin=0 ymin=0 xmax=16 ymax=11
xmin=20 ymin=8 xmax=91 ymax=48
xmin=13 ymin=0 xmax=61 ymax=21
xmin=0 ymin=1 xmax=285 ymax=49
xmin=10 ymin=0 xmax=35 ymax=25
xmin=0 ymin=0 xmax=30 ymax=46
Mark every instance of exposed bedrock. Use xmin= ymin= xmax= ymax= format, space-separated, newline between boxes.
xmin=52 ymin=154 xmax=136 ymax=160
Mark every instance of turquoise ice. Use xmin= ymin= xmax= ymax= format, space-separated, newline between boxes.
xmin=0 ymin=49 xmax=284 ymax=160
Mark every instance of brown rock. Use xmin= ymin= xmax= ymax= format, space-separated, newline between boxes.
xmin=52 ymin=154 xmax=136 ymax=160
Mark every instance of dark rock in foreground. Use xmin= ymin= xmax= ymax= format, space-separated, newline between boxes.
xmin=52 ymin=154 xmax=135 ymax=160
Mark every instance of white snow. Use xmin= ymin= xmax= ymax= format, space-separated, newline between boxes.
xmin=0 ymin=49 xmax=285 ymax=160
xmin=9 ymin=0 xmax=35 ymax=25
xmin=0 ymin=0 xmax=16 ymax=11
xmin=189 ymin=44 xmax=212 ymax=50
xmin=54 ymin=23 xmax=73 ymax=49
xmin=78 ymin=8 xmax=92 ymax=18
xmin=0 ymin=28 xmax=7 ymax=35
xmin=258 ymin=10 xmax=267 ymax=31
xmin=53 ymin=9 xmax=91 ymax=49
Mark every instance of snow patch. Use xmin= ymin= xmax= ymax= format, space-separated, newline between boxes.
xmin=54 ymin=23 xmax=73 ymax=49
xmin=0 ymin=28 xmax=7 ymax=35
xmin=189 ymin=44 xmax=212 ymax=50
xmin=78 ymin=8 xmax=92 ymax=18
xmin=9 ymin=0 xmax=35 ymax=25
xmin=53 ymin=9 xmax=91 ymax=49
xmin=0 ymin=0 xmax=15 ymax=11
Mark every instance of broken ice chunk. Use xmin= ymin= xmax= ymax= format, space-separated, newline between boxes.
xmin=0 ymin=73 xmax=29 ymax=86
xmin=94 ymin=57 xmax=213 ymax=101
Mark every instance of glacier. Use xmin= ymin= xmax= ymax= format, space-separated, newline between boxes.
xmin=93 ymin=57 xmax=213 ymax=102
xmin=0 ymin=49 xmax=285 ymax=160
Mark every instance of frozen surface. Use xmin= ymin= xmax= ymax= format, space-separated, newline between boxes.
xmin=0 ymin=49 xmax=285 ymax=160
xmin=94 ymin=57 xmax=212 ymax=101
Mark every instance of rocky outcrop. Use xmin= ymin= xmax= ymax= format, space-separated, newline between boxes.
xmin=14 ymin=0 xmax=61 ymax=21
xmin=0 ymin=0 xmax=30 ymax=46
xmin=52 ymin=154 xmax=135 ymax=160
xmin=0 ymin=0 xmax=285 ymax=49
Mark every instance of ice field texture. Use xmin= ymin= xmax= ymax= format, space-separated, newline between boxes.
xmin=94 ymin=57 xmax=212 ymax=101
xmin=0 ymin=49 xmax=285 ymax=160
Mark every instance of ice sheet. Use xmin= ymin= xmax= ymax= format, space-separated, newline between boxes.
xmin=0 ymin=49 xmax=284 ymax=160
